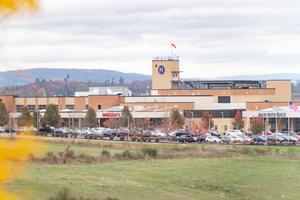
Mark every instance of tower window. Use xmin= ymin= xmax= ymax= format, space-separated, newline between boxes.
xmin=28 ymin=105 xmax=36 ymax=112
xmin=66 ymin=105 xmax=74 ymax=110
xmin=218 ymin=96 xmax=231 ymax=103
xmin=16 ymin=105 xmax=24 ymax=112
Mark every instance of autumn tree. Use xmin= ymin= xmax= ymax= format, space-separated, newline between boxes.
xmin=170 ymin=109 xmax=185 ymax=129
xmin=103 ymin=118 xmax=118 ymax=129
xmin=118 ymin=106 xmax=132 ymax=128
xmin=232 ymin=110 xmax=245 ymax=130
xmin=159 ymin=119 xmax=175 ymax=133
xmin=43 ymin=104 xmax=61 ymax=127
xmin=18 ymin=107 xmax=33 ymax=127
xmin=189 ymin=119 xmax=207 ymax=135
xmin=134 ymin=118 xmax=151 ymax=129
xmin=83 ymin=108 xmax=97 ymax=128
xmin=201 ymin=111 xmax=214 ymax=131
xmin=250 ymin=117 xmax=264 ymax=134
xmin=0 ymin=0 xmax=38 ymax=19
xmin=0 ymin=102 xmax=9 ymax=126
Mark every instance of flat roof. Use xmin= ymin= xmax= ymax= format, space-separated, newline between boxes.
xmin=172 ymin=80 xmax=265 ymax=83
xmin=172 ymin=79 xmax=291 ymax=82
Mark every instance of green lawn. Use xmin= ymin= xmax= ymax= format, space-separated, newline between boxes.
xmin=6 ymin=141 xmax=300 ymax=200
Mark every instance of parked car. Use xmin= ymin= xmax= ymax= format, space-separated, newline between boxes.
xmin=209 ymin=131 xmax=221 ymax=138
xmin=221 ymin=135 xmax=232 ymax=144
xmin=230 ymin=135 xmax=243 ymax=143
xmin=116 ymin=128 xmax=131 ymax=140
xmin=178 ymin=134 xmax=194 ymax=143
xmin=38 ymin=127 xmax=52 ymax=136
xmin=250 ymin=135 xmax=266 ymax=143
xmin=58 ymin=127 xmax=72 ymax=138
xmin=151 ymin=130 xmax=167 ymax=137
xmin=267 ymin=135 xmax=285 ymax=144
xmin=5 ymin=127 xmax=16 ymax=133
xmin=0 ymin=127 xmax=5 ymax=133
xmin=278 ymin=133 xmax=297 ymax=143
xmin=102 ymin=128 xmax=113 ymax=137
xmin=226 ymin=129 xmax=244 ymax=136
xmin=50 ymin=128 xmax=63 ymax=137
xmin=242 ymin=136 xmax=254 ymax=145
xmin=290 ymin=133 xmax=300 ymax=141
xmin=198 ymin=134 xmax=208 ymax=143
xmin=205 ymin=135 xmax=222 ymax=143
xmin=85 ymin=130 xmax=103 ymax=139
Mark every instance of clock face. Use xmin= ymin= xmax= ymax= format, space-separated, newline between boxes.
xmin=158 ymin=65 xmax=165 ymax=74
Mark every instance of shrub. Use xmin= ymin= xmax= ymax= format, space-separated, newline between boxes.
xmin=113 ymin=153 xmax=123 ymax=160
xmin=239 ymin=147 xmax=251 ymax=154
xmin=101 ymin=149 xmax=111 ymax=158
xmin=49 ymin=188 xmax=76 ymax=200
xmin=77 ymin=153 xmax=96 ymax=164
xmin=49 ymin=188 xmax=99 ymax=200
xmin=43 ymin=151 xmax=58 ymax=164
xmin=141 ymin=147 xmax=157 ymax=157
xmin=122 ymin=150 xmax=133 ymax=160
xmin=65 ymin=150 xmax=75 ymax=159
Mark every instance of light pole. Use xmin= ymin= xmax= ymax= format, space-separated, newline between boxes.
xmin=208 ymin=117 xmax=211 ymax=132
xmin=189 ymin=111 xmax=194 ymax=131
xmin=127 ymin=116 xmax=130 ymax=143
xmin=221 ymin=112 xmax=224 ymax=134
xmin=36 ymin=110 xmax=39 ymax=130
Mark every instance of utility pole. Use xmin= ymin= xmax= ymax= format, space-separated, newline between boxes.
xmin=221 ymin=112 xmax=224 ymax=134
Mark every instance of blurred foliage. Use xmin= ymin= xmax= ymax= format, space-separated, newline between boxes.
xmin=0 ymin=0 xmax=37 ymax=12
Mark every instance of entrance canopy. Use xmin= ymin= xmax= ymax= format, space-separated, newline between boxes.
xmin=243 ymin=106 xmax=300 ymax=118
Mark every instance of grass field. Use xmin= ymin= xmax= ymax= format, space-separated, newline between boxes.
xmin=6 ymin=141 xmax=300 ymax=200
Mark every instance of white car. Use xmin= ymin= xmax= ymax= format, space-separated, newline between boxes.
xmin=230 ymin=136 xmax=244 ymax=143
xmin=205 ymin=136 xmax=222 ymax=143
xmin=82 ymin=127 xmax=93 ymax=135
xmin=226 ymin=129 xmax=244 ymax=136
xmin=151 ymin=130 xmax=167 ymax=137
xmin=0 ymin=127 xmax=6 ymax=133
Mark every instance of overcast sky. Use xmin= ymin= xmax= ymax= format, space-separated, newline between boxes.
xmin=1 ymin=0 xmax=300 ymax=78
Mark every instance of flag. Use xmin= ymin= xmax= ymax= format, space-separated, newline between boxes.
xmin=289 ymin=101 xmax=298 ymax=112
xmin=171 ymin=43 xmax=176 ymax=48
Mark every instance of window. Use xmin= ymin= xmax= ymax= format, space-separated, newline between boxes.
xmin=218 ymin=96 xmax=231 ymax=103
xmin=66 ymin=105 xmax=74 ymax=110
xmin=38 ymin=105 xmax=46 ymax=110
xmin=16 ymin=105 xmax=24 ymax=112
xmin=98 ymin=105 xmax=102 ymax=110
xmin=183 ymin=110 xmax=244 ymax=118
xmin=28 ymin=105 xmax=36 ymax=112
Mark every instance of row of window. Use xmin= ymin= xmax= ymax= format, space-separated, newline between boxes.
xmin=15 ymin=104 xmax=102 ymax=112
xmin=16 ymin=105 xmax=51 ymax=112
xmin=184 ymin=110 xmax=244 ymax=118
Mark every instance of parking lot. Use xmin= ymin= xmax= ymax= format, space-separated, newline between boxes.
xmin=2 ymin=126 xmax=300 ymax=146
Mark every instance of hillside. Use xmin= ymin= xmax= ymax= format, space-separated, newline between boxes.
xmin=0 ymin=68 xmax=151 ymax=87
xmin=0 ymin=80 xmax=151 ymax=96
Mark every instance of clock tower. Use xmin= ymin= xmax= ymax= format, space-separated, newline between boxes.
xmin=151 ymin=56 xmax=180 ymax=90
